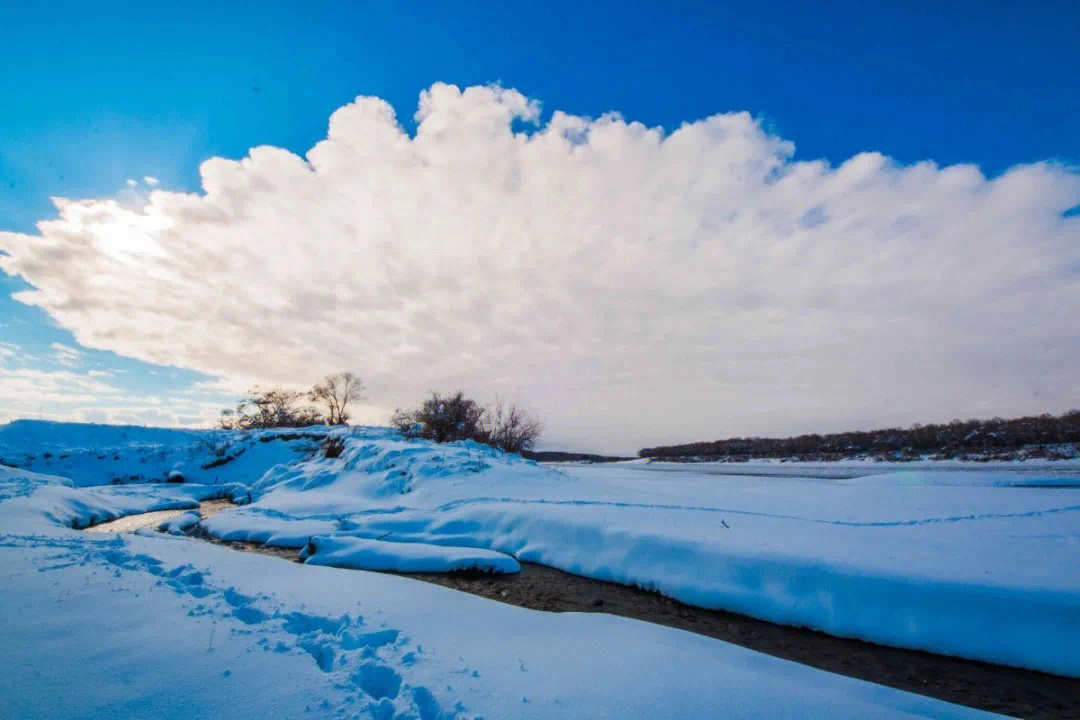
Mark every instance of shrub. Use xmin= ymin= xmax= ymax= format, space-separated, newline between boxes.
xmin=219 ymin=387 xmax=324 ymax=430
xmin=391 ymin=392 xmax=542 ymax=453
xmin=391 ymin=391 xmax=485 ymax=444
xmin=322 ymin=436 xmax=346 ymax=459
xmin=478 ymin=398 xmax=543 ymax=454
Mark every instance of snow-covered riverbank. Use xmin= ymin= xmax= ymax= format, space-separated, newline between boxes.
xmin=2 ymin=420 xmax=1077 ymax=718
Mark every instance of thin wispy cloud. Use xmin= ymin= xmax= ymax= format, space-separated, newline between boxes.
xmin=2 ymin=84 xmax=1079 ymax=451
xmin=50 ymin=342 xmax=83 ymax=368
xmin=0 ymin=363 xmax=222 ymax=427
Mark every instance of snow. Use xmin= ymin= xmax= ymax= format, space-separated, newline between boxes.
xmin=0 ymin=419 xmax=1076 ymax=717
xmin=0 ymin=419 xmax=320 ymax=488
xmin=0 ymin=472 xmax=998 ymax=720
xmin=638 ymin=458 xmax=1080 ymax=485
xmin=195 ymin=429 xmax=1080 ymax=676
xmin=300 ymin=535 xmax=521 ymax=573
xmin=159 ymin=510 xmax=203 ymax=535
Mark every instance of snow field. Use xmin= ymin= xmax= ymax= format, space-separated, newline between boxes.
xmin=0 ymin=476 xmax=1004 ymax=719
xmin=3 ymin=420 xmax=1079 ymax=683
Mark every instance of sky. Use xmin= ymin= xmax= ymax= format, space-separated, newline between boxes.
xmin=1 ymin=0 xmax=1079 ymax=454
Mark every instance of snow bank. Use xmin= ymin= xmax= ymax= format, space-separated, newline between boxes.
xmin=0 ymin=419 xmax=341 ymax=488
xmin=0 ymin=464 xmax=240 ymax=534
xmin=0 ymin=463 xmax=72 ymax=502
xmin=198 ymin=431 xmax=1080 ymax=677
xmin=0 ymin=445 xmax=1003 ymax=718
xmin=159 ymin=511 xmax=202 ymax=535
xmin=300 ymin=535 xmax=521 ymax=573
xmin=5 ymin=421 xmax=1080 ymax=678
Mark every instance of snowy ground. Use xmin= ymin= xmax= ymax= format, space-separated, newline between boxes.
xmin=3 ymin=420 xmax=1077 ymax=718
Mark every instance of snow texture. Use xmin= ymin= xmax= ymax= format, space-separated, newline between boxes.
xmin=301 ymin=535 xmax=521 ymax=573
xmin=159 ymin=510 xmax=202 ymax=535
xmin=1 ymin=463 xmax=1004 ymax=719
xmin=2 ymin=419 xmax=1079 ymax=693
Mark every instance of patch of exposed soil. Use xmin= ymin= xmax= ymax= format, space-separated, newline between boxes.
xmin=196 ymin=497 xmax=237 ymax=522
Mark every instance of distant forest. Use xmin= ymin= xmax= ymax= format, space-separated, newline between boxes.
xmin=521 ymin=450 xmax=633 ymax=463
xmin=639 ymin=411 xmax=1080 ymax=462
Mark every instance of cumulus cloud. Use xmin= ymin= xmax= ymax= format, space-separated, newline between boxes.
xmin=2 ymin=83 xmax=1079 ymax=452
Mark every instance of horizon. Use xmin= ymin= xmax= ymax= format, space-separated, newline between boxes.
xmin=2 ymin=1 xmax=1079 ymax=456
xmin=4 ymin=407 xmax=1079 ymax=458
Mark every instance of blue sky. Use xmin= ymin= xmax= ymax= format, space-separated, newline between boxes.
xmin=1 ymin=0 xmax=1079 ymax=449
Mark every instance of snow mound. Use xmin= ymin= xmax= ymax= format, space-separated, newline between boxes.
xmin=159 ymin=511 xmax=202 ymax=535
xmin=300 ymin=535 xmax=521 ymax=573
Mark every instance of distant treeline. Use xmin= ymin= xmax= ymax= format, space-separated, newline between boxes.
xmin=521 ymin=450 xmax=632 ymax=463
xmin=639 ymin=411 xmax=1080 ymax=462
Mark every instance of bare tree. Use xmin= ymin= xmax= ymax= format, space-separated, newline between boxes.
xmin=310 ymin=372 xmax=364 ymax=425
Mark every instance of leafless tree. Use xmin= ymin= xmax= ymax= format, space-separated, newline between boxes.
xmin=479 ymin=397 xmax=543 ymax=453
xmin=310 ymin=372 xmax=364 ymax=425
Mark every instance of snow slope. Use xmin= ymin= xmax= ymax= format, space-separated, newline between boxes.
xmin=4 ymin=420 xmax=1080 ymax=679
xmin=0 ymin=462 xmax=1002 ymax=719
xmin=0 ymin=419 xmax=317 ymax=488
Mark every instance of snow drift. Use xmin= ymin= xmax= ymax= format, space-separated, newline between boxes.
xmin=301 ymin=535 xmax=521 ymax=574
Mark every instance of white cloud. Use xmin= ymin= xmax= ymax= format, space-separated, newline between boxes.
xmin=0 ymin=365 xmax=224 ymax=429
xmin=0 ymin=367 xmax=119 ymax=407
xmin=50 ymin=342 xmax=83 ymax=368
xmin=2 ymin=83 xmax=1079 ymax=452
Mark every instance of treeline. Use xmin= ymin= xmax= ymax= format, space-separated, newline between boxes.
xmin=520 ymin=450 xmax=632 ymax=463
xmin=639 ymin=411 xmax=1080 ymax=462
